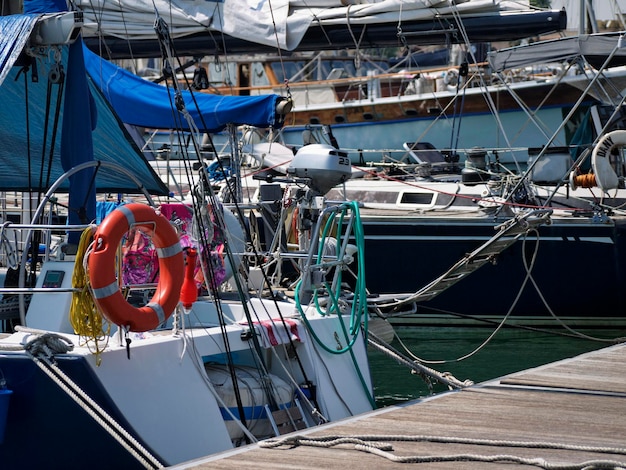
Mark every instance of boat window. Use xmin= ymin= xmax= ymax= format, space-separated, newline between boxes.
xmin=327 ymin=68 xmax=346 ymax=80
xmin=270 ymin=61 xmax=307 ymax=83
xmin=319 ymin=60 xmax=356 ymax=79
xmin=326 ymin=189 xmax=399 ymax=204
xmin=403 ymin=142 xmax=447 ymax=164
xmin=249 ymin=62 xmax=270 ymax=87
xmin=400 ymin=192 xmax=436 ymax=204
xmin=270 ymin=58 xmax=389 ymax=83
xmin=207 ymin=62 xmax=237 ymax=86
xmin=326 ymin=188 xmax=435 ymax=206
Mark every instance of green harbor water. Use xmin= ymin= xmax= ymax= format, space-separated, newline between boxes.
xmin=369 ymin=326 xmax=626 ymax=408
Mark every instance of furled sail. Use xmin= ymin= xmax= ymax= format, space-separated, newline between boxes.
xmin=76 ymin=0 xmax=567 ymax=58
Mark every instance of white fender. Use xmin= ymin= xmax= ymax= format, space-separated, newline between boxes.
xmin=223 ymin=207 xmax=245 ymax=281
xmin=240 ymin=125 xmax=265 ymax=146
xmin=443 ymin=68 xmax=459 ymax=88
xmin=591 ymin=130 xmax=626 ymax=191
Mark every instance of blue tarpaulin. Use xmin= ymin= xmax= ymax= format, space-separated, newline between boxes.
xmin=0 ymin=4 xmax=284 ymax=198
xmin=0 ymin=10 xmax=170 ymax=197
xmin=83 ymin=46 xmax=284 ymax=133
xmin=0 ymin=14 xmax=39 ymax=87
xmin=0 ymin=22 xmax=169 ymax=195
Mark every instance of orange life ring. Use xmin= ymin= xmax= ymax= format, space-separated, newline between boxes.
xmin=88 ymin=203 xmax=184 ymax=332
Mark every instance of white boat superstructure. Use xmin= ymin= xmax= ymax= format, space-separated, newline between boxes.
xmin=0 ymin=268 xmax=374 ymax=465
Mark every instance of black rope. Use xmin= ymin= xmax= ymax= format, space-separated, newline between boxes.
xmin=45 ymin=64 xmax=65 ymax=193
xmin=153 ymin=9 xmax=323 ymax=420
xmin=154 ymin=12 xmax=255 ymax=438
xmin=15 ymin=62 xmax=33 ymax=191
xmin=40 ymin=63 xmax=65 ymax=198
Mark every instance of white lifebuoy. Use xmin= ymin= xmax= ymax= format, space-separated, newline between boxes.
xmin=591 ymin=130 xmax=626 ymax=191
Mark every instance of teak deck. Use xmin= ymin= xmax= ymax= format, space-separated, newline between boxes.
xmin=172 ymin=342 xmax=626 ymax=469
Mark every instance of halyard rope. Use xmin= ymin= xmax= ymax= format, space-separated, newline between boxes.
xmin=70 ymin=225 xmax=110 ymax=365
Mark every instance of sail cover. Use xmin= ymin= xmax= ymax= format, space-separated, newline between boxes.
xmin=76 ymin=0 xmax=566 ymax=58
xmin=83 ymin=46 xmax=284 ymax=132
xmin=488 ymin=33 xmax=626 ymax=72
xmin=0 ymin=13 xmax=168 ymax=195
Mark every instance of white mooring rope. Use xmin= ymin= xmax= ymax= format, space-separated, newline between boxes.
xmin=259 ymin=434 xmax=626 ymax=469
xmin=18 ymin=329 xmax=164 ymax=469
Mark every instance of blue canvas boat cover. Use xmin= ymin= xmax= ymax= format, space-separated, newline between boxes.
xmin=0 ymin=14 xmax=39 ymax=87
xmin=83 ymin=46 xmax=284 ymax=133
xmin=0 ymin=13 xmax=169 ymax=195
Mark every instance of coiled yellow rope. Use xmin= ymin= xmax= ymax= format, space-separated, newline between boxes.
xmin=70 ymin=226 xmax=110 ymax=365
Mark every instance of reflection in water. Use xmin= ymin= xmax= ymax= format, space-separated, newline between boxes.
xmin=369 ymin=326 xmax=625 ymax=407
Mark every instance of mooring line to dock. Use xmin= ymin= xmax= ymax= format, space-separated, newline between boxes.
xmin=367 ymin=330 xmax=473 ymax=390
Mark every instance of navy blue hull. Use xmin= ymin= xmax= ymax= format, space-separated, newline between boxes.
xmin=357 ymin=217 xmax=626 ymax=323
xmin=0 ymin=354 xmax=164 ymax=470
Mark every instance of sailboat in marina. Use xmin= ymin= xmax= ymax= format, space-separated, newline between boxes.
xmin=0 ymin=4 xmax=375 ymax=468
xmin=0 ymin=2 xmax=559 ymax=468
xmin=69 ymin=0 xmax=626 ymax=327
xmin=232 ymin=30 xmax=626 ymax=327
xmin=73 ymin=0 xmax=626 ymax=167
xmin=182 ymin=3 xmax=626 ymax=326
xmin=76 ymin=0 xmax=566 ymax=57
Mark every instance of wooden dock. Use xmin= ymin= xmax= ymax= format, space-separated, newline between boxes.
xmin=171 ymin=342 xmax=626 ymax=469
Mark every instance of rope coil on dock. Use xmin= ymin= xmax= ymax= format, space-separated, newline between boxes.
xmin=259 ymin=434 xmax=626 ymax=469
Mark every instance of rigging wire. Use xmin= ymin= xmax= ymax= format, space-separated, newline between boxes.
xmin=150 ymin=10 xmax=327 ymax=429
xmin=195 ymin=133 xmax=326 ymax=422
xmin=344 ymin=4 xmax=368 ymax=71
xmin=267 ymin=0 xmax=293 ymax=100
xmin=153 ymin=12 xmax=254 ymax=436
xmin=189 ymin=147 xmax=327 ymax=414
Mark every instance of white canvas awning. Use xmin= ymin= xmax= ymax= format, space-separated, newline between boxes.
xmin=488 ymin=33 xmax=626 ymax=72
